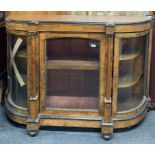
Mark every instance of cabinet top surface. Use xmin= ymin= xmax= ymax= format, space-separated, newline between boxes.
xmin=6 ymin=15 xmax=152 ymax=25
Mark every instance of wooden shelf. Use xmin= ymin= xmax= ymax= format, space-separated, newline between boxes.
xmin=46 ymin=95 xmax=98 ymax=110
xmin=46 ymin=60 xmax=99 ymax=70
xmin=118 ymin=74 xmax=141 ymax=88
xmin=119 ymin=52 xmax=141 ymax=61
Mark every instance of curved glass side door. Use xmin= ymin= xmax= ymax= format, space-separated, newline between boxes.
xmin=113 ymin=32 xmax=149 ymax=113
xmin=7 ymin=33 xmax=27 ymax=109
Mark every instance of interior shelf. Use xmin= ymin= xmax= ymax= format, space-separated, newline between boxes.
xmin=46 ymin=95 xmax=99 ymax=110
xmin=119 ymin=51 xmax=141 ymax=61
xmin=118 ymin=74 xmax=141 ymax=88
xmin=46 ymin=60 xmax=99 ymax=70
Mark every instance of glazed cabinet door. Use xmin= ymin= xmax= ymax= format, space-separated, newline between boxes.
xmin=7 ymin=33 xmax=28 ymax=110
xmin=39 ymin=33 xmax=106 ymax=114
xmin=113 ymin=31 xmax=151 ymax=116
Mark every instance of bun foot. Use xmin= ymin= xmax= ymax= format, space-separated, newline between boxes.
xmin=26 ymin=119 xmax=39 ymax=137
xmin=102 ymin=133 xmax=112 ymax=140
xmin=28 ymin=130 xmax=38 ymax=137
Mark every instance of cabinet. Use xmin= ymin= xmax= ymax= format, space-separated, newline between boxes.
xmin=5 ymin=15 xmax=152 ymax=139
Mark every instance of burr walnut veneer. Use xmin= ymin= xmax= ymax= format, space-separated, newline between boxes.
xmin=5 ymin=15 xmax=153 ymax=139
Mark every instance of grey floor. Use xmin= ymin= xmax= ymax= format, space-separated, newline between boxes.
xmin=0 ymin=106 xmax=155 ymax=144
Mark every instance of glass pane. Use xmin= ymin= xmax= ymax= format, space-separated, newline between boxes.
xmin=9 ymin=34 xmax=27 ymax=108
xmin=46 ymin=70 xmax=99 ymax=109
xmin=46 ymin=38 xmax=99 ymax=61
xmin=11 ymin=69 xmax=27 ymax=108
xmin=117 ymin=35 xmax=147 ymax=112
xmin=45 ymin=38 xmax=100 ymax=110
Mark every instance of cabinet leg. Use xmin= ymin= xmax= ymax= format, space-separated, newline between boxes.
xmin=101 ymin=122 xmax=113 ymax=140
xmin=26 ymin=119 xmax=39 ymax=137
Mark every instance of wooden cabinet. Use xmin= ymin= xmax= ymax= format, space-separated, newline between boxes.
xmin=5 ymin=14 xmax=153 ymax=139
